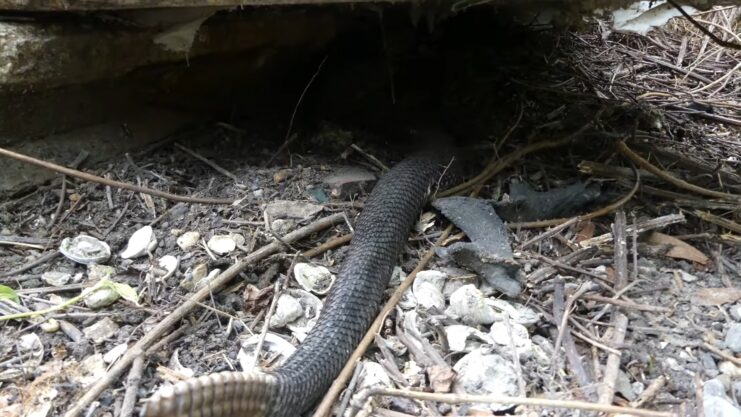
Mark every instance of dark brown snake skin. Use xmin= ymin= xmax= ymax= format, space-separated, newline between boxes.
xmin=142 ymin=151 xmax=454 ymax=417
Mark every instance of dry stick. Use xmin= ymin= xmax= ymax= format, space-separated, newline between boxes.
xmin=173 ymin=143 xmax=241 ymax=183
xmin=302 ymin=233 xmax=353 ymax=258
xmin=350 ymin=144 xmax=390 ymax=172
xmin=0 ymin=250 xmax=60 ymax=279
xmin=0 ymin=146 xmax=234 ymax=205
xmin=692 ymin=210 xmax=741 ymax=234
xmin=702 ymin=341 xmax=741 ymax=366
xmin=63 ymin=213 xmax=344 ymax=417
xmin=598 ymin=211 xmax=630 ymax=405
xmin=265 ymin=55 xmax=328 ymax=167
xmin=616 ymin=141 xmax=741 ymax=202
xmin=249 ymin=280 xmax=282 ymax=371
xmin=579 ymin=213 xmax=686 ymax=247
xmin=519 ymin=217 xmax=579 ymax=250
xmin=350 ymin=387 xmax=676 ymax=417
xmin=583 ymin=294 xmax=672 ymax=313
xmin=119 ymin=356 xmax=145 ymax=417
xmin=47 ymin=175 xmax=68 ymax=231
xmin=665 ymin=0 xmax=741 ymax=49
xmin=631 ymin=375 xmax=667 ymax=408
xmin=311 ymin=224 xmax=454 ymax=417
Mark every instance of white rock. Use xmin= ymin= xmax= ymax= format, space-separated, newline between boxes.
xmin=489 ymin=321 xmax=532 ymax=354
xmin=412 ymin=270 xmax=447 ymax=311
xmin=358 ymin=361 xmax=392 ymax=390
xmin=678 ymin=270 xmax=699 ymax=283
xmin=83 ymin=317 xmax=119 ymax=344
xmin=704 ymin=378 xmax=741 ymax=417
xmin=453 ymin=348 xmax=519 ymax=412
xmin=293 ymin=263 xmax=335 ymax=295
xmin=121 ymin=226 xmax=157 ymax=259
xmin=42 ymin=271 xmax=71 ymax=287
xmin=724 ymin=323 xmax=741 ymax=353
xmin=488 ymin=299 xmax=540 ymax=327
xmin=447 ymin=284 xmax=497 ymax=325
xmin=271 ymin=219 xmax=294 ymax=236
xmin=445 ymin=325 xmax=491 ymax=352
xmin=176 ymin=231 xmax=200 ymax=250
xmin=265 ymin=200 xmax=323 ymax=219
xmin=719 ymin=361 xmax=741 ymax=378
xmin=270 ymin=294 xmax=304 ymax=328
xmin=60 ymin=235 xmax=111 ymax=265
xmin=207 ymin=235 xmax=236 ymax=255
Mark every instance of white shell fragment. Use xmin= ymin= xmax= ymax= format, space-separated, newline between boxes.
xmin=157 ymin=256 xmax=179 ymax=280
xmin=176 ymin=231 xmax=200 ymax=250
xmin=41 ymin=271 xmax=72 ymax=287
xmin=285 ymin=289 xmax=322 ymax=341
xmin=293 ymin=263 xmax=336 ymax=295
xmin=207 ymin=235 xmax=236 ymax=255
xmin=445 ymin=325 xmax=492 ymax=353
xmin=121 ymin=226 xmax=157 ymax=259
xmin=239 ymin=333 xmax=296 ymax=371
xmin=59 ymin=235 xmax=111 ymax=265
xmin=453 ymin=349 xmax=519 ymax=412
xmin=412 ymin=270 xmax=447 ymax=311
xmin=41 ymin=319 xmax=60 ymax=333
xmin=84 ymin=286 xmax=121 ymax=309
xmin=447 ymin=284 xmax=498 ymax=325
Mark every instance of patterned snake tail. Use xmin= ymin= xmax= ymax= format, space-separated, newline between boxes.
xmin=142 ymin=149 xmax=456 ymax=417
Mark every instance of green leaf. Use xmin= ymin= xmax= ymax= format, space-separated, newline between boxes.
xmin=0 ymin=285 xmax=19 ymax=304
xmin=104 ymin=281 xmax=140 ymax=306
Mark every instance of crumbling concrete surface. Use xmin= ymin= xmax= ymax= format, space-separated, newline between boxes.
xmin=0 ymin=9 xmax=337 ymax=92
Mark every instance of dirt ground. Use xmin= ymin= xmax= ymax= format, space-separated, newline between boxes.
xmin=1 ymin=6 xmax=740 ymax=417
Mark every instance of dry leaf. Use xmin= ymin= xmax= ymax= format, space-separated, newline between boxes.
xmin=691 ymin=288 xmax=741 ymax=306
xmin=575 ymin=221 xmax=595 ymax=243
xmin=646 ymin=232 xmax=708 ymax=265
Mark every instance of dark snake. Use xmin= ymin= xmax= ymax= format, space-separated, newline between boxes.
xmin=142 ymin=149 xmax=455 ymax=417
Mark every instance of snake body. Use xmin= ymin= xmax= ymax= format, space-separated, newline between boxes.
xmin=143 ymin=150 xmax=453 ymax=417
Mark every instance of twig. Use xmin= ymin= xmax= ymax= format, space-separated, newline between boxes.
xmin=265 ymin=55 xmax=328 ymax=167
xmin=63 ymin=213 xmax=344 ymax=417
xmin=598 ymin=211 xmax=630 ymax=405
xmin=702 ymin=341 xmax=741 ymax=366
xmin=302 ymin=233 xmax=353 ymax=258
xmin=631 ymin=375 xmax=667 ymax=408
xmin=582 ymin=294 xmax=671 ymax=313
xmin=692 ymin=210 xmax=741 ymax=234
xmin=349 ymin=387 xmax=676 ymax=417
xmin=337 ymin=361 xmax=365 ymax=417
xmin=666 ymin=0 xmax=741 ymax=49
xmin=47 ymin=175 xmax=68 ymax=231
xmin=174 ymin=143 xmax=241 ymax=183
xmin=579 ymin=213 xmax=685 ymax=247
xmin=249 ymin=280 xmax=282 ymax=371
xmin=616 ymin=141 xmax=741 ymax=202
xmin=311 ymin=225 xmax=454 ymax=417
xmin=350 ymin=144 xmax=390 ymax=172
xmin=119 ymin=356 xmax=144 ymax=417
xmin=519 ymin=217 xmax=579 ymax=250
xmin=0 ymin=146 xmax=234 ymax=205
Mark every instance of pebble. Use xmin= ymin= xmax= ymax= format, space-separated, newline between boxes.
xmin=412 ymin=270 xmax=447 ymax=311
xmin=42 ymin=271 xmax=72 ymax=287
xmin=176 ymin=231 xmax=200 ymax=250
xmin=447 ymin=284 xmax=497 ymax=325
xmin=269 ymin=294 xmax=304 ymax=328
xmin=704 ymin=378 xmax=741 ymax=417
xmin=453 ymin=348 xmax=518 ymax=412
xmin=729 ymin=303 xmax=741 ymax=322
xmin=265 ymin=200 xmax=323 ymax=219
xmin=83 ymin=317 xmax=119 ymax=344
xmin=358 ymin=361 xmax=392 ymax=390
xmin=724 ymin=323 xmax=741 ymax=353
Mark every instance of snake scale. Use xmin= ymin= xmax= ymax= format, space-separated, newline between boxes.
xmin=142 ymin=149 xmax=455 ymax=417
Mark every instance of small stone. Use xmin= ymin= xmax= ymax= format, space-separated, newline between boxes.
xmin=704 ymin=378 xmax=741 ymax=417
xmin=207 ymin=235 xmax=236 ymax=255
xmin=724 ymin=323 xmax=741 ymax=353
xmin=176 ymin=231 xmax=200 ymax=250
xmin=358 ymin=361 xmax=392 ymax=390
xmin=271 ymin=219 xmax=294 ymax=236
xmin=678 ymin=270 xmax=699 ymax=282
xmin=264 ymin=200 xmax=322 ymax=219
xmin=445 ymin=325 xmax=490 ymax=352
xmin=42 ymin=271 xmax=71 ymax=287
xmin=729 ymin=303 xmax=741 ymax=322
xmin=412 ymin=270 xmax=447 ymax=311
xmin=88 ymin=264 xmax=115 ymax=281
xmin=489 ymin=321 xmax=532 ymax=353
xmin=83 ymin=317 xmax=119 ymax=344
xmin=453 ymin=348 xmax=518 ymax=412
xmin=447 ymin=284 xmax=497 ymax=325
